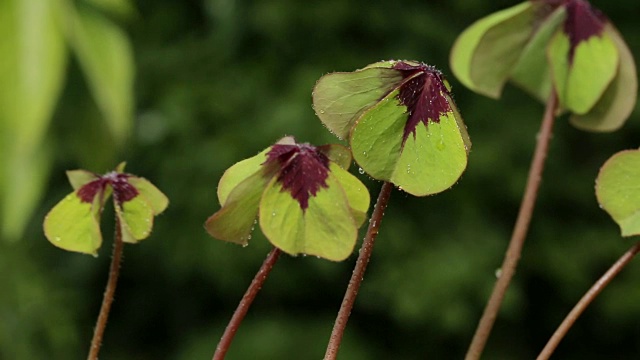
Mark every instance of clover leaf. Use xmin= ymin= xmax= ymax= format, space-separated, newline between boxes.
xmin=313 ymin=60 xmax=471 ymax=196
xmin=450 ymin=0 xmax=637 ymax=132
xmin=44 ymin=163 xmax=169 ymax=255
xmin=205 ymin=137 xmax=370 ymax=261
xmin=596 ymin=148 xmax=640 ymax=237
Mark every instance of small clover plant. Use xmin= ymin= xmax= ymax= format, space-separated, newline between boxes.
xmin=313 ymin=60 xmax=471 ymax=196
xmin=205 ymin=136 xmax=370 ymax=261
xmin=451 ymin=0 xmax=637 ymax=131
xmin=449 ymin=2 xmax=638 ymax=358
xmin=596 ymin=148 xmax=640 ymax=237
xmin=43 ymin=162 xmax=168 ymax=360
xmin=44 ymin=162 xmax=169 ymax=255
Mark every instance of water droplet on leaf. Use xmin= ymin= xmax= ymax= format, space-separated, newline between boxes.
xmin=358 ymin=168 xmax=365 ymax=175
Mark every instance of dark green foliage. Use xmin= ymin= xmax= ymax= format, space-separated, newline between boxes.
xmin=4 ymin=0 xmax=640 ymax=359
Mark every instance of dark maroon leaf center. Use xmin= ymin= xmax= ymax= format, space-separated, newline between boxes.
xmin=77 ymin=172 xmax=138 ymax=204
xmin=392 ymin=62 xmax=452 ymax=144
xmin=265 ymin=143 xmax=330 ymax=211
xmin=561 ymin=0 xmax=607 ymax=61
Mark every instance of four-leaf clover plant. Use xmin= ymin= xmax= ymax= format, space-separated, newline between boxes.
xmin=313 ymin=60 xmax=471 ymax=196
xmin=44 ymin=163 xmax=169 ymax=256
xmin=451 ymin=0 xmax=637 ymax=131
xmin=205 ymin=136 xmax=370 ymax=261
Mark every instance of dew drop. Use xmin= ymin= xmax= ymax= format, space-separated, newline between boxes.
xmin=319 ymin=109 xmax=326 ymax=114
xmin=242 ymin=243 xmax=249 ymax=248
xmin=272 ymin=212 xmax=276 ymax=217
xmin=495 ymin=268 xmax=502 ymax=278
xmin=358 ymin=168 xmax=365 ymax=175
xmin=362 ymin=151 xmax=368 ymax=157
xmin=54 ymin=236 xmax=61 ymax=242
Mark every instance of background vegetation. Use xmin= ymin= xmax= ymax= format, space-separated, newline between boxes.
xmin=2 ymin=0 xmax=640 ymax=359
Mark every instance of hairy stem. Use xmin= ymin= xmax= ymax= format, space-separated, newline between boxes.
xmin=465 ymin=90 xmax=558 ymax=360
xmin=212 ymin=247 xmax=282 ymax=360
xmin=537 ymin=241 xmax=640 ymax=360
xmin=324 ymin=181 xmax=394 ymax=360
xmin=87 ymin=216 xmax=124 ymax=360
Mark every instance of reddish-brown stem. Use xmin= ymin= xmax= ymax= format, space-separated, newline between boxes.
xmin=465 ymin=90 xmax=558 ymax=360
xmin=87 ymin=215 xmax=124 ymax=360
xmin=324 ymin=181 xmax=394 ymax=360
xmin=537 ymin=241 xmax=640 ymax=360
xmin=212 ymin=247 xmax=282 ymax=360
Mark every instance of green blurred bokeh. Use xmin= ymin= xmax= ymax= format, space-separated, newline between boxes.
xmin=2 ymin=0 xmax=640 ymax=359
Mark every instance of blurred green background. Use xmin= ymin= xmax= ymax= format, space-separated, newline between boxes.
xmin=2 ymin=0 xmax=640 ymax=359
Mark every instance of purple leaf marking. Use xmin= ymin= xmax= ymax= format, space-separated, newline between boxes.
xmin=392 ymin=61 xmax=453 ymax=143
xmin=265 ymin=143 xmax=330 ymax=211
xmin=77 ymin=172 xmax=138 ymax=204
xmin=563 ymin=0 xmax=606 ymax=61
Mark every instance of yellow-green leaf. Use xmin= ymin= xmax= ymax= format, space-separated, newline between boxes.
xmin=596 ymin=149 xmax=640 ymax=237
xmin=128 ymin=177 xmax=169 ymax=215
xmin=259 ymin=173 xmax=357 ymax=261
xmin=547 ymin=29 xmax=619 ymax=115
xmin=117 ymin=195 xmax=154 ymax=243
xmin=43 ymin=191 xmax=102 ymax=256
xmin=570 ymin=25 xmax=637 ymax=132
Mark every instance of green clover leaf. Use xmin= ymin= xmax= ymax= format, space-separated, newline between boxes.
xmin=450 ymin=0 xmax=637 ymax=132
xmin=205 ymin=137 xmax=370 ymax=261
xmin=596 ymin=148 xmax=640 ymax=237
xmin=43 ymin=163 xmax=169 ymax=255
xmin=313 ymin=60 xmax=471 ymax=196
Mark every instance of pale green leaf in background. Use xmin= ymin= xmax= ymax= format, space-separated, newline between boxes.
xmin=68 ymin=6 xmax=134 ymax=143
xmin=0 ymin=0 xmax=67 ymax=241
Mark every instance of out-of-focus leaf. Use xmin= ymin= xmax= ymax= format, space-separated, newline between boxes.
xmin=84 ymin=0 xmax=136 ymax=20
xmin=511 ymin=7 xmax=566 ymax=102
xmin=596 ymin=149 xmax=640 ymax=237
xmin=0 ymin=0 xmax=67 ymax=241
xmin=69 ymin=6 xmax=134 ymax=143
xmin=570 ymin=25 xmax=638 ymax=132
xmin=449 ymin=2 xmax=537 ymax=98
xmin=547 ymin=28 xmax=619 ymax=115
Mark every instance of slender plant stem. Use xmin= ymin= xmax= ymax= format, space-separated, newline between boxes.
xmin=324 ymin=181 xmax=394 ymax=360
xmin=537 ymin=241 xmax=640 ymax=360
xmin=87 ymin=216 xmax=124 ymax=360
xmin=465 ymin=90 xmax=558 ymax=360
xmin=212 ymin=247 xmax=282 ymax=360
